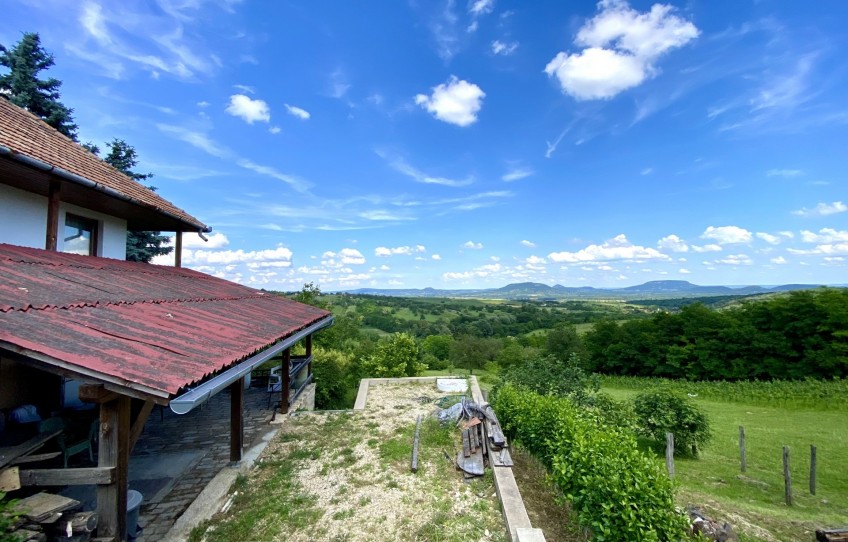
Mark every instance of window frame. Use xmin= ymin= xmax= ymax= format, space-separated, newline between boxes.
xmin=63 ymin=213 xmax=100 ymax=256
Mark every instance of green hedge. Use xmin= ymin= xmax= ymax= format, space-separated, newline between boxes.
xmin=492 ymin=384 xmax=688 ymax=541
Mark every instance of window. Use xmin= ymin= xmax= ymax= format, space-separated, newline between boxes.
xmin=63 ymin=214 xmax=99 ymax=256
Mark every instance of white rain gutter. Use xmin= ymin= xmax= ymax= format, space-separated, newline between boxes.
xmin=169 ymin=315 xmax=334 ymax=414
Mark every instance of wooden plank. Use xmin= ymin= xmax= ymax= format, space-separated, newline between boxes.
xmin=462 ymin=429 xmax=471 ymax=458
xmin=15 ymin=492 xmax=80 ymax=522
xmin=19 ymin=467 xmax=115 ymax=487
xmin=79 ymin=385 xmax=120 ymax=404
xmin=230 ymin=377 xmax=244 ymax=462
xmin=9 ymin=452 xmax=62 ymax=466
xmin=816 ymin=529 xmax=848 ymax=542
xmin=810 ymin=445 xmax=817 ymax=496
xmin=96 ymin=396 xmax=130 ymax=541
xmin=0 ymin=467 xmax=20 ymax=492
xmin=411 ymin=415 xmax=422 ymax=473
xmin=783 ymin=445 xmax=792 ymax=506
xmin=129 ymin=400 xmax=155 ymax=452
xmin=0 ymin=430 xmax=62 ymax=468
xmin=456 ymin=446 xmax=485 ymax=476
xmin=666 ymin=432 xmax=675 ymax=479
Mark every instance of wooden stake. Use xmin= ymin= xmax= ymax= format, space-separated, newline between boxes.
xmin=96 ymin=396 xmax=130 ymax=540
xmin=783 ymin=445 xmax=792 ymax=506
xmin=739 ymin=426 xmax=747 ymax=473
xmin=411 ymin=415 xmax=422 ymax=473
xmin=810 ymin=445 xmax=817 ymax=496
xmin=281 ymin=349 xmax=291 ymax=414
xmin=45 ymin=180 xmax=61 ymax=251
xmin=666 ymin=432 xmax=675 ymax=479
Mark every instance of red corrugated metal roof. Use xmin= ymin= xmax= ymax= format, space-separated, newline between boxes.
xmin=0 ymin=97 xmax=207 ymax=231
xmin=0 ymin=243 xmax=331 ymax=398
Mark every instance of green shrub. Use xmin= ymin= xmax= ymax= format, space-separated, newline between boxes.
xmin=0 ymin=492 xmax=22 ymax=542
xmin=632 ymin=388 xmax=711 ymax=456
xmin=492 ymin=384 xmax=688 ymax=541
xmin=498 ymin=352 xmax=599 ymax=403
xmin=312 ymin=347 xmax=355 ymax=409
xmin=359 ymin=332 xmax=425 ymax=378
xmin=581 ymin=392 xmax=638 ymax=432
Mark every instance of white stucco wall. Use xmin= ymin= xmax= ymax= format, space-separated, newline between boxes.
xmin=0 ymin=183 xmax=128 ymax=259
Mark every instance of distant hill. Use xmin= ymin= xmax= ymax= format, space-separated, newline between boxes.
xmin=343 ymin=280 xmax=828 ymax=300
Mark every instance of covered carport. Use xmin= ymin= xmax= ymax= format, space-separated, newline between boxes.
xmin=0 ymin=243 xmax=332 ymax=541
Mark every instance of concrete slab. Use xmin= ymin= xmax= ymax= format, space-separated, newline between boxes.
xmin=516 ymin=527 xmax=547 ymax=542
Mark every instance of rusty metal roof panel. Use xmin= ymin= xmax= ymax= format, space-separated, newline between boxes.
xmin=0 ymin=244 xmax=331 ymax=397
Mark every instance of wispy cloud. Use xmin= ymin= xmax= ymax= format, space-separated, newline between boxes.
xmin=157 ymin=124 xmax=230 ymax=158
xmin=767 ymin=168 xmax=804 ymax=177
xmin=284 ymin=104 xmax=311 ymax=120
xmin=502 ymin=165 xmax=533 ymax=182
xmin=237 ymin=159 xmax=311 ymax=193
xmin=792 ymin=201 xmax=847 ymax=217
xmin=491 ymin=40 xmax=518 ymax=56
xmin=377 ymin=151 xmax=473 ymax=187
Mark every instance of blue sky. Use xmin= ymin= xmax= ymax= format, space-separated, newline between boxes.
xmin=3 ymin=0 xmax=847 ymax=290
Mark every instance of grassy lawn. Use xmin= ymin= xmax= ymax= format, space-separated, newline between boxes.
xmin=190 ymin=384 xmax=508 ymax=542
xmin=604 ymin=386 xmax=848 ymax=541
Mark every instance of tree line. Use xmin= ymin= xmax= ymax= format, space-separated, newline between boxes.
xmin=584 ymin=288 xmax=848 ymax=380
xmin=1 ymin=32 xmax=170 ymax=262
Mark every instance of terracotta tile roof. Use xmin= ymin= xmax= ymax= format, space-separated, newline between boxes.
xmin=0 ymin=243 xmax=332 ymax=399
xmin=0 ymin=97 xmax=207 ymax=231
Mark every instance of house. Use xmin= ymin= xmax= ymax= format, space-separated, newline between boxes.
xmin=0 ymin=97 xmax=332 ymax=541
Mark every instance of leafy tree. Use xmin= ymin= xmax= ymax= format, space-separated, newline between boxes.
xmin=294 ymin=282 xmax=326 ymax=308
xmin=360 ymin=332 xmax=424 ymax=378
xmin=0 ymin=32 xmax=77 ymax=139
xmin=421 ymin=334 xmax=453 ymax=361
xmin=86 ymin=139 xmax=172 ymax=262
xmin=544 ymin=324 xmax=585 ymax=362
xmin=311 ymin=347 xmax=355 ymax=409
xmin=632 ymin=388 xmax=711 ymax=456
xmin=499 ymin=352 xmax=599 ymax=404
xmin=450 ymin=335 xmax=500 ymax=374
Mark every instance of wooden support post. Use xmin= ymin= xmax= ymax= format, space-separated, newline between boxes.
xmin=230 ymin=377 xmax=244 ymax=462
xmin=45 ymin=180 xmax=61 ymax=251
xmin=739 ymin=426 xmax=747 ymax=473
xmin=280 ymin=349 xmax=291 ymax=414
xmin=810 ymin=445 xmax=817 ymax=495
xmin=174 ymin=231 xmax=183 ymax=268
xmin=129 ymin=401 xmax=154 ymax=452
xmin=783 ymin=445 xmax=792 ymax=506
xmin=411 ymin=415 xmax=422 ymax=473
xmin=305 ymin=335 xmax=313 ymax=378
xmin=665 ymin=433 xmax=675 ymax=479
xmin=96 ymin=396 xmax=130 ymax=541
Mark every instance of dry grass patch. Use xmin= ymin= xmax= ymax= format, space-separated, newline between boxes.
xmin=190 ymin=382 xmax=508 ymax=542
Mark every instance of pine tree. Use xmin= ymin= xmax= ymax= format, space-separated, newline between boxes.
xmin=91 ymin=139 xmax=173 ymax=263
xmin=0 ymin=32 xmax=78 ymax=140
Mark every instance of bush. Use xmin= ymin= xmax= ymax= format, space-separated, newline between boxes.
xmin=0 ymin=492 xmax=22 ymax=542
xmin=632 ymin=388 xmax=711 ymax=456
xmin=498 ymin=352 xmax=599 ymax=403
xmin=492 ymin=384 xmax=688 ymax=541
xmin=581 ymin=392 xmax=638 ymax=432
xmin=359 ymin=332 xmax=425 ymax=378
xmin=311 ymin=347 xmax=355 ymax=410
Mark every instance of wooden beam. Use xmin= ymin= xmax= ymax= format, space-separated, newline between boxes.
xmin=19 ymin=467 xmax=115 ymax=487
xmin=79 ymin=385 xmax=120 ymax=404
xmin=305 ymin=335 xmax=313 ymax=377
xmin=129 ymin=400 xmax=154 ymax=453
xmin=45 ymin=180 xmax=61 ymax=251
xmin=96 ymin=396 xmax=130 ymax=541
xmin=281 ymin=349 xmax=291 ymax=414
xmin=175 ymin=231 xmax=183 ymax=268
xmin=230 ymin=377 xmax=244 ymax=462
xmin=0 ymin=467 xmax=21 ymax=492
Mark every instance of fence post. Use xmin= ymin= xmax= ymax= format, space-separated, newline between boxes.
xmin=666 ymin=432 xmax=675 ymax=479
xmin=810 ymin=445 xmax=817 ymax=495
xmin=783 ymin=446 xmax=792 ymax=506
xmin=739 ymin=426 xmax=746 ymax=473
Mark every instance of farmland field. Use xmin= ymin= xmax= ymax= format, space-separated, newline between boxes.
xmin=604 ymin=380 xmax=848 ymax=542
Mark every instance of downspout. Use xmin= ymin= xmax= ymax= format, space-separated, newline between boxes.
xmin=169 ymin=315 xmax=334 ymax=414
xmin=0 ymin=145 xmax=211 ymax=233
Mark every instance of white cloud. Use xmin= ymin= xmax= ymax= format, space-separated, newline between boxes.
xmin=701 ymin=225 xmax=753 ymax=244
xmin=432 ymin=254 xmax=442 ymax=260
xmin=463 ymin=241 xmax=484 ymax=250
xmin=185 ymin=246 xmax=292 ymax=266
xmin=792 ymin=201 xmax=847 ymax=217
xmin=544 ymin=0 xmax=698 ymax=100
xmin=492 ymin=40 xmax=518 ymax=56
xmin=415 ymin=76 xmax=485 ymax=127
xmin=502 ymin=167 xmax=534 ymax=182
xmin=708 ymin=254 xmax=754 ymax=266
xmin=657 ymin=234 xmax=688 ymax=252
xmin=182 ymin=232 xmax=229 ymax=249
xmin=755 ymin=232 xmax=782 ymax=245
xmin=679 ymin=268 xmax=691 ymax=274
xmin=157 ymin=124 xmax=229 ymax=158
xmin=800 ymin=228 xmax=848 ymax=244
xmin=767 ymin=168 xmax=804 ymax=177
xmin=378 ymin=151 xmax=473 ymax=188
xmin=789 ymin=244 xmax=848 ymax=257
xmin=548 ymin=234 xmax=670 ymax=263
xmin=469 ymin=0 xmax=494 ymax=16
xmin=233 ymin=84 xmax=255 ymax=94
xmin=691 ymin=244 xmax=722 ymax=253
xmin=771 ymin=256 xmax=788 ymax=264
xmin=237 ymin=159 xmax=311 ymax=193
xmin=268 ymin=126 xmax=281 ymax=134
xmin=196 ymin=101 xmax=210 ymax=108
xmin=322 ymin=248 xmax=366 ymax=266
xmin=520 ymin=240 xmax=536 ymax=248
xmin=375 ymin=245 xmax=426 ymax=257
xmin=284 ymin=104 xmax=311 ymax=120
xmin=226 ymin=94 xmax=270 ymax=124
